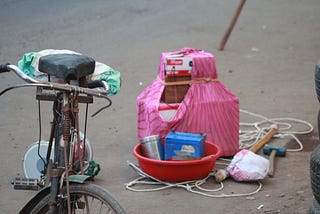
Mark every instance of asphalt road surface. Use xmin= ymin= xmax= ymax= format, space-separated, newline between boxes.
xmin=0 ymin=0 xmax=319 ymax=213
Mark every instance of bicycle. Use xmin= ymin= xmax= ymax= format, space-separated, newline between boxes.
xmin=0 ymin=53 xmax=126 ymax=213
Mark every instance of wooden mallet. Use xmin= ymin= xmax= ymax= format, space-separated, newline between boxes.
xmin=215 ymin=124 xmax=279 ymax=182
xmin=263 ymin=145 xmax=286 ymax=177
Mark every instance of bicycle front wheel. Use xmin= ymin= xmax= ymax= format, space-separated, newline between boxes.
xmin=30 ymin=183 xmax=126 ymax=214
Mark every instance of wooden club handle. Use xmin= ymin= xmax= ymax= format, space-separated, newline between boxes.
xmin=249 ymin=124 xmax=279 ymax=153
xmin=268 ymin=149 xmax=277 ymax=177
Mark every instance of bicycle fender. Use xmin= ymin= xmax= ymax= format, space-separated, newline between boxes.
xmin=68 ymin=174 xmax=91 ymax=183
xmin=19 ymin=186 xmax=50 ymax=214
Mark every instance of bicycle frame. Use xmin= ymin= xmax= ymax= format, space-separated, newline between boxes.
xmin=36 ymin=82 xmax=104 ymax=213
xmin=0 ymin=63 xmax=126 ymax=214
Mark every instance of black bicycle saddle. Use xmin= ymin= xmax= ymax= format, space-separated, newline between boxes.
xmin=38 ymin=53 xmax=95 ymax=81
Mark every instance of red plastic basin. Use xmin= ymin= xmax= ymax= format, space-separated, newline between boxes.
xmin=133 ymin=141 xmax=221 ymax=182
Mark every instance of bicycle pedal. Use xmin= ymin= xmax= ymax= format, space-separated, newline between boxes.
xmin=11 ymin=177 xmax=40 ymax=191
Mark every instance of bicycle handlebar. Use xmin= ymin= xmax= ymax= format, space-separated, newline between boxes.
xmin=0 ymin=63 xmax=10 ymax=73
xmin=0 ymin=64 xmax=110 ymax=98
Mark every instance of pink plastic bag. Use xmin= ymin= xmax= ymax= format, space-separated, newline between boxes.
xmin=227 ymin=149 xmax=269 ymax=181
xmin=136 ymin=48 xmax=239 ymax=156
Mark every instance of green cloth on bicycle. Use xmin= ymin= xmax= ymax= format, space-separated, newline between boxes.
xmin=18 ymin=49 xmax=121 ymax=96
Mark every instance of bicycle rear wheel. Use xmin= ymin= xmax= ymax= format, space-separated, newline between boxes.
xmin=30 ymin=183 xmax=126 ymax=214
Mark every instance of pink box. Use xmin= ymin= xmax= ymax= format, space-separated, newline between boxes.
xmin=137 ymin=48 xmax=239 ymax=156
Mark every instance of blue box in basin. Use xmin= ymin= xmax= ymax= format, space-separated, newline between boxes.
xmin=164 ymin=131 xmax=206 ymax=160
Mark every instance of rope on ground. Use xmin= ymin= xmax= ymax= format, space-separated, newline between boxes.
xmin=126 ymin=161 xmax=262 ymax=198
xmin=239 ymin=109 xmax=313 ymax=152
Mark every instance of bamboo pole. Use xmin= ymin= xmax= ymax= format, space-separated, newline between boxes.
xmin=218 ymin=0 xmax=246 ymax=51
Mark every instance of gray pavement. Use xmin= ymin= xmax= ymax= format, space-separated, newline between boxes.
xmin=0 ymin=0 xmax=319 ymax=213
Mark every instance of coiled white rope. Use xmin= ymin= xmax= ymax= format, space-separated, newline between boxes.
xmin=239 ymin=109 xmax=314 ymax=152
xmin=126 ymin=161 xmax=262 ymax=198
xmin=126 ymin=110 xmax=313 ymax=198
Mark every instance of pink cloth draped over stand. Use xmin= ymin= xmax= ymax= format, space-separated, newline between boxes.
xmin=137 ymin=48 xmax=239 ymax=156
